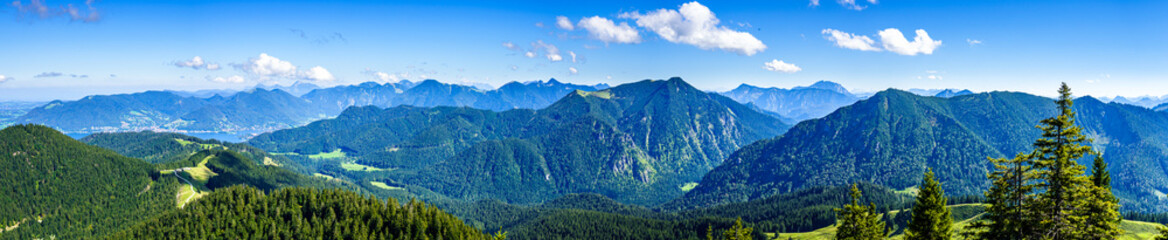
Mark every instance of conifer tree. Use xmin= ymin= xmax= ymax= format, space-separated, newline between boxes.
xmin=966 ymin=153 xmax=1037 ymax=239
xmin=1081 ymin=155 xmax=1122 ymax=239
xmin=835 ymin=184 xmax=885 ymax=240
xmin=722 ymin=217 xmax=753 ymax=240
xmin=905 ymin=168 xmax=952 ymax=240
xmin=1030 ymin=82 xmax=1093 ymax=239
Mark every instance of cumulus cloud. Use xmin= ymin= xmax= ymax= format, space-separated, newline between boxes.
xmin=11 ymin=0 xmax=100 ymax=22
xmin=524 ymin=51 xmax=536 ymax=58
xmin=763 ymin=59 xmax=802 ymax=73
xmin=363 ymin=69 xmax=411 ymax=82
xmin=207 ymin=75 xmax=246 ymax=83
xmin=232 ymin=53 xmax=336 ymax=82
xmin=967 ymin=38 xmax=983 ymax=46
xmin=822 ymin=28 xmax=880 ymax=51
xmin=302 ymin=66 xmax=335 ymax=82
xmin=823 ymin=28 xmax=941 ymax=55
xmin=531 ymin=40 xmax=563 ymax=62
xmin=34 ymin=72 xmax=63 ymax=78
xmin=878 ymin=28 xmax=941 ymax=55
xmin=836 ymin=0 xmax=877 ymax=11
xmin=577 ymin=16 xmax=642 ymax=44
xmin=174 ymin=56 xmax=222 ymax=70
xmin=620 ymin=2 xmax=766 ymax=55
xmin=556 ymin=16 xmax=575 ymax=30
xmin=568 ymin=67 xmax=579 ymax=75
xmin=0 ymin=75 xmax=11 ymax=83
xmin=502 ymin=41 xmax=522 ymax=52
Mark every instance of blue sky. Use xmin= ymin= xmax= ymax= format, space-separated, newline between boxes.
xmin=0 ymin=0 xmax=1165 ymax=101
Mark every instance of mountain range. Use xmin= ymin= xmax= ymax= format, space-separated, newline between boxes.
xmin=667 ymin=89 xmax=1168 ymax=212
xmin=720 ymin=81 xmax=861 ymax=123
xmin=248 ymin=77 xmax=790 ymax=206
xmin=11 ymin=79 xmax=603 ymax=134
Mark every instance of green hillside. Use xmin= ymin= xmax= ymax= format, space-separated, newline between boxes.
xmin=0 ymin=125 xmax=179 ymax=239
xmin=81 ymin=131 xmax=312 ymax=174
xmin=670 ymin=89 xmax=1168 ymax=212
xmin=110 ymin=185 xmax=504 ymax=240
xmin=250 ymin=77 xmax=790 ymax=206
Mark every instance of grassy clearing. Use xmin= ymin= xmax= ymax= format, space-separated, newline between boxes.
xmin=308 ymin=149 xmax=346 ymax=159
xmin=576 ymin=89 xmax=614 ymax=99
xmin=770 ymin=204 xmax=1162 ymax=240
xmin=313 ymin=173 xmax=335 ymax=180
xmin=680 ymin=182 xmax=699 ymax=192
xmin=173 ymin=138 xmax=223 ymax=150
xmin=175 ymin=183 xmax=206 ymax=209
xmin=342 ymin=161 xmax=391 ymax=172
xmin=185 ymin=156 xmax=218 ymax=182
xmin=262 ymin=156 xmax=281 ymax=166
xmin=369 ymin=181 xmax=405 ymax=191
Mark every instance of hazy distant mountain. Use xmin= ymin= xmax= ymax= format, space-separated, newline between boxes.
xmin=256 ymin=81 xmax=322 ymax=97
xmin=249 ymin=77 xmax=790 ymax=205
xmin=303 ymin=78 xmax=603 ymax=113
xmin=720 ymin=81 xmax=860 ymax=123
xmin=12 ymin=79 xmax=604 ymax=133
xmin=1156 ymin=102 xmax=1168 ymax=112
xmin=1101 ymin=95 xmax=1168 ymax=109
xmin=167 ymin=89 xmax=240 ymax=98
xmin=933 ymin=89 xmax=974 ymax=98
xmin=667 ymin=89 xmax=1168 ymax=212
xmin=0 ymin=101 xmax=47 ymax=127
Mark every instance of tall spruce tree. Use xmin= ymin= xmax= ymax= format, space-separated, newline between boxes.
xmin=1081 ymin=155 xmax=1122 ymax=239
xmin=905 ymin=168 xmax=952 ymax=240
xmin=835 ymin=184 xmax=886 ymax=240
xmin=1030 ymin=82 xmax=1093 ymax=239
xmin=967 ymin=153 xmax=1037 ymax=239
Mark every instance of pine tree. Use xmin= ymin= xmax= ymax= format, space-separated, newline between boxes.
xmin=835 ymin=184 xmax=885 ymax=240
xmin=722 ymin=217 xmax=753 ymax=240
xmin=905 ymin=168 xmax=952 ymax=240
xmin=1030 ymin=82 xmax=1093 ymax=239
xmin=1081 ymin=155 xmax=1122 ymax=239
xmin=966 ymin=153 xmax=1037 ymax=239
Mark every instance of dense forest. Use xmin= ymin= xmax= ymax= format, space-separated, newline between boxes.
xmin=0 ymin=125 xmax=178 ymax=239
xmin=110 ymin=186 xmax=505 ymax=240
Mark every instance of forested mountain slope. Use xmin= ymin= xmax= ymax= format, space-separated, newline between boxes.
xmin=670 ymin=89 xmax=1168 ymax=212
xmin=250 ymin=77 xmax=790 ymax=205
xmin=0 ymin=125 xmax=179 ymax=239
xmin=81 ymin=131 xmax=311 ymax=173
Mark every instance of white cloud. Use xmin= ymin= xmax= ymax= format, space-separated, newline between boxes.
xmin=836 ymin=0 xmax=876 ymax=11
xmin=531 ymin=41 xmax=563 ymax=62
xmin=926 ymin=75 xmax=942 ymax=80
xmin=620 ymin=2 xmax=766 ymax=56
xmin=966 ymin=38 xmax=983 ymax=46
xmin=235 ymin=53 xmax=298 ymax=77
xmin=577 ymin=16 xmax=642 ymax=44
xmin=606 ymin=75 xmax=613 ymax=80
xmin=878 ymin=28 xmax=941 ymax=55
xmin=823 ymin=28 xmax=942 ymax=55
xmin=524 ymin=51 xmax=536 ymax=58
xmin=556 ymin=16 xmax=575 ymax=30
xmin=822 ymin=29 xmax=880 ymax=51
xmin=763 ymin=59 xmax=802 ymax=73
xmin=303 ymin=66 xmax=335 ymax=82
xmin=174 ymin=56 xmax=221 ymax=70
xmin=0 ymin=75 xmax=11 ymax=83
xmin=509 ymin=65 xmax=519 ymax=71
xmin=233 ymin=53 xmax=335 ymax=82
xmin=207 ymin=75 xmax=245 ymax=83
xmin=503 ymin=41 xmax=522 ymax=52
xmin=568 ymin=67 xmax=579 ymax=75
xmin=365 ymin=69 xmax=406 ymax=82
xmin=11 ymin=0 xmax=100 ymax=22
xmin=809 ymin=0 xmax=820 ymax=6
xmin=569 ymin=51 xmax=577 ymax=63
